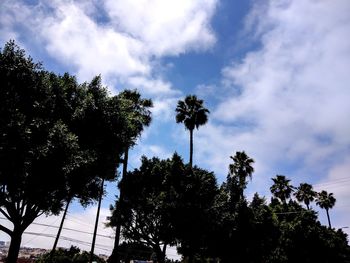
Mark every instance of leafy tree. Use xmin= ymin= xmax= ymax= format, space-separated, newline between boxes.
xmin=108 ymin=154 xmax=218 ymax=263
xmin=316 ymin=190 xmax=336 ymax=228
xmin=294 ymin=183 xmax=316 ymax=210
xmin=228 ymin=151 xmax=254 ymax=199
xmin=108 ymin=155 xmax=178 ymax=263
xmin=0 ymin=41 xmax=127 ymax=263
xmin=174 ymin=166 xmax=218 ymax=262
xmin=0 ymin=41 xmax=83 ymax=263
xmin=270 ymin=175 xmax=294 ymax=204
xmin=175 ymin=95 xmax=209 ymax=167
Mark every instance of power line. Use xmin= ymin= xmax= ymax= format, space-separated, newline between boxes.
xmin=23 ymin=232 xmax=113 ymax=253
xmin=22 ymin=217 xmax=60 ymax=246
xmin=314 ymin=177 xmax=350 ymax=188
xmin=65 ymin=213 xmax=112 ymax=234
xmin=0 ymin=217 xmax=114 ymax=239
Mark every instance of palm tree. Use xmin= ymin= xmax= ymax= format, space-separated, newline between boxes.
xmin=316 ymin=190 xmax=336 ymax=228
xmin=294 ymin=183 xmax=316 ymax=210
xmin=270 ymin=175 xmax=294 ymax=204
xmin=229 ymin=151 xmax=255 ymax=198
xmin=175 ymin=95 xmax=209 ymax=168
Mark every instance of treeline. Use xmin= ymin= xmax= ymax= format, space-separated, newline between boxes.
xmin=107 ymin=153 xmax=350 ymax=263
xmin=1 ymin=41 xmax=349 ymax=263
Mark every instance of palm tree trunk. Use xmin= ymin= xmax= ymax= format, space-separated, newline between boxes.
xmin=51 ymin=198 xmax=71 ymax=258
xmin=109 ymin=148 xmax=129 ymax=263
xmin=90 ymin=178 xmax=104 ymax=263
xmin=189 ymin=129 xmax=193 ymax=168
xmin=326 ymin=208 xmax=332 ymax=228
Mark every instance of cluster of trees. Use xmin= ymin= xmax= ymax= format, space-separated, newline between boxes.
xmin=107 ymin=91 xmax=349 ymax=262
xmin=108 ymin=151 xmax=350 ymax=263
xmin=0 ymin=41 xmax=152 ymax=263
xmin=1 ymin=41 xmax=349 ymax=263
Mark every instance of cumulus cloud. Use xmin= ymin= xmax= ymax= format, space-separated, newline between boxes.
xmin=0 ymin=0 xmax=217 ymax=95
xmin=192 ymin=0 xmax=350 ymax=211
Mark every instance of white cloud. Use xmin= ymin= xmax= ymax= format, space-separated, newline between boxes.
xmin=0 ymin=0 xmax=217 ymax=97
xmin=103 ymin=0 xmax=217 ymax=56
xmin=194 ymin=0 xmax=350 ymax=203
xmin=0 ymin=0 xmax=217 ymax=128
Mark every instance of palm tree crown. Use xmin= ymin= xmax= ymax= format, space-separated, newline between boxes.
xmin=175 ymin=95 xmax=209 ymax=130
xmin=175 ymin=95 xmax=209 ymax=167
xmin=229 ymin=151 xmax=255 ymax=196
xmin=270 ymin=175 xmax=294 ymax=204
xmin=316 ymin=190 xmax=336 ymax=228
xmin=294 ymin=183 xmax=316 ymax=210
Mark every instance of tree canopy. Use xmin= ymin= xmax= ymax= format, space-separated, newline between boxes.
xmin=0 ymin=41 xmax=151 ymax=263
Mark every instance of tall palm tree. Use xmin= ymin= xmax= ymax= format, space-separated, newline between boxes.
xmin=294 ymin=183 xmax=316 ymax=210
xmin=270 ymin=175 xmax=294 ymax=204
xmin=175 ymin=95 xmax=209 ymax=168
xmin=229 ymin=151 xmax=255 ymax=198
xmin=316 ymin=190 xmax=336 ymax=228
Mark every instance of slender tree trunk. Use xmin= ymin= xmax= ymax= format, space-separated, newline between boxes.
xmin=306 ymin=203 xmax=310 ymax=210
xmin=51 ymin=198 xmax=71 ymax=256
xmin=90 ymin=178 xmax=104 ymax=263
xmin=109 ymin=148 xmax=129 ymax=263
xmin=326 ymin=208 xmax=332 ymax=228
xmin=7 ymin=226 xmax=23 ymax=263
xmin=189 ymin=129 xmax=193 ymax=168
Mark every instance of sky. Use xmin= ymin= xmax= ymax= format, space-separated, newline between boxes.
xmin=1 ymin=0 xmax=350 ymax=258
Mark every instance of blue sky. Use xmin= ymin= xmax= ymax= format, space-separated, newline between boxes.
xmin=1 ymin=0 xmax=350 ymax=257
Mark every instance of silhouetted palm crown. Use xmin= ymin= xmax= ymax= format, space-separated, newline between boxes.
xmin=316 ymin=190 xmax=336 ymax=210
xmin=270 ymin=175 xmax=294 ymax=203
xmin=175 ymin=95 xmax=209 ymax=131
xmin=229 ymin=151 xmax=255 ymax=190
xmin=294 ymin=183 xmax=316 ymax=210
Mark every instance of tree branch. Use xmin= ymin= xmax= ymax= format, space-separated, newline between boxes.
xmin=0 ymin=223 xmax=12 ymax=236
xmin=0 ymin=207 xmax=11 ymax=221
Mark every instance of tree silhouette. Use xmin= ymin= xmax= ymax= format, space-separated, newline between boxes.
xmin=175 ymin=95 xmax=209 ymax=167
xmin=316 ymin=190 xmax=336 ymax=228
xmin=294 ymin=183 xmax=316 ymax=210
xmin=228 ymin=151 xmax=255 ymax=199
xmin=109 ymin=90 xmax=152 ymax=263
xmin=0 ymin=41 xmax=127 ymax=263
xmin=270 ymin=175 xmax=294 ymax=204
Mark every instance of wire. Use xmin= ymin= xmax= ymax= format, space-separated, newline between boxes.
xmin=0 ymin=216 xmax=115 ymax=239
xmin=65 ymin=213 xmax=112 ymax=235
xmin=22 ymin=217 xmax=61 ymax=246
xmin=22 ymin=232 xmax=113 ymax=253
